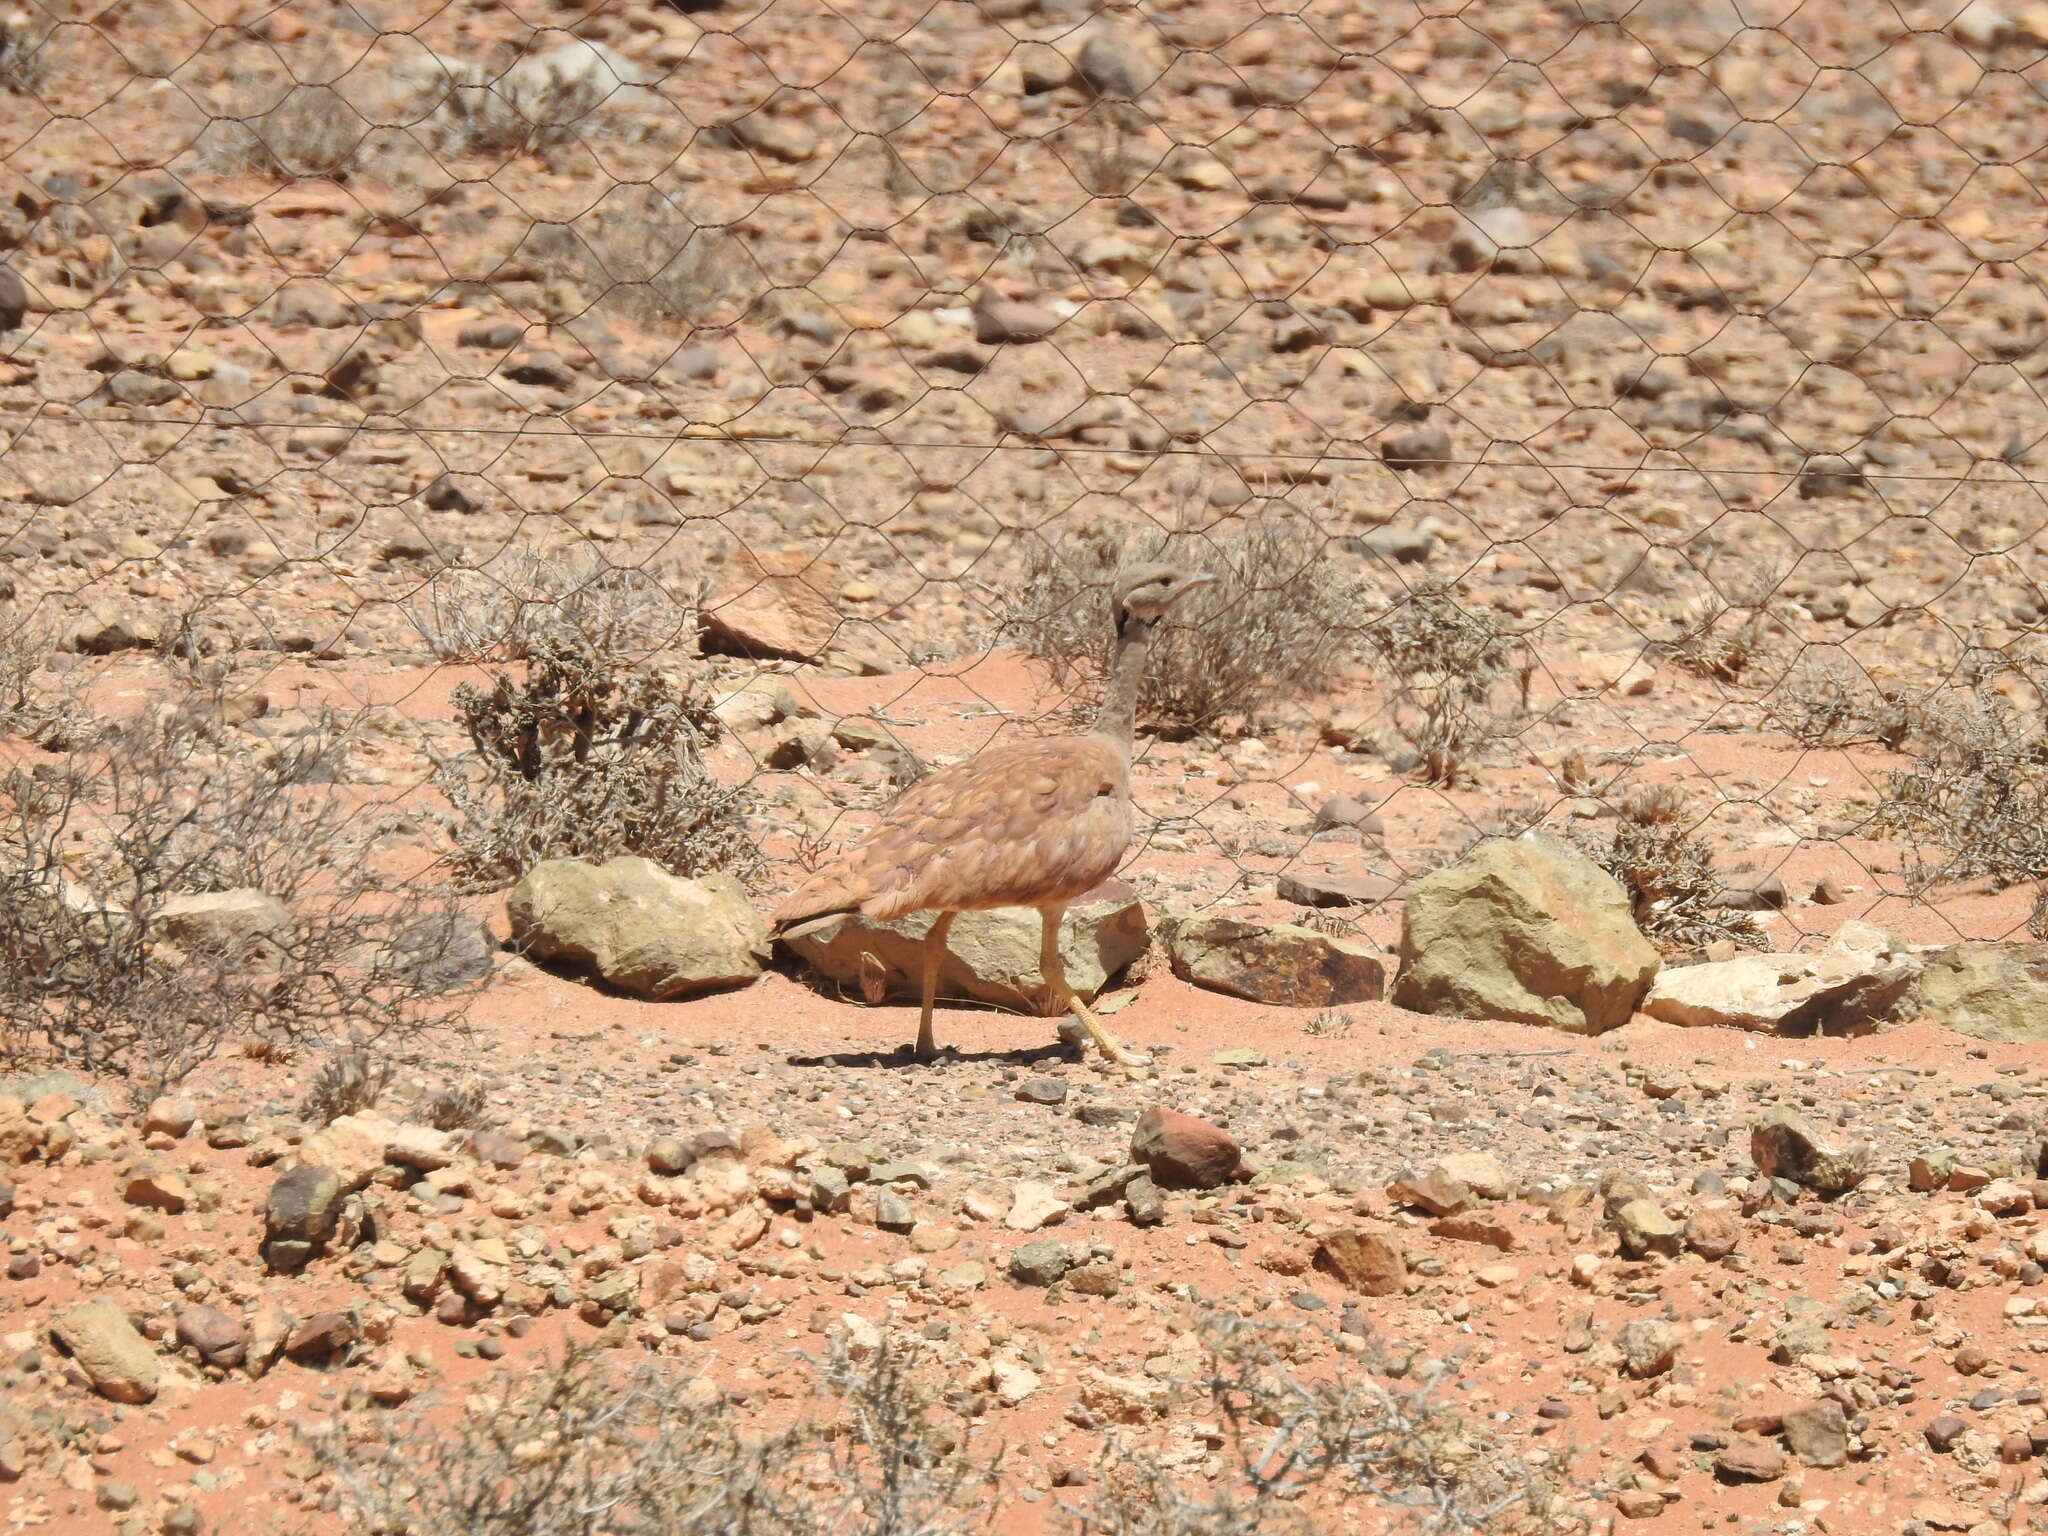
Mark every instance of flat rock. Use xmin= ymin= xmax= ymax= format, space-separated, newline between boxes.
xmin=783 ymin=880 xmax=1144 ymax=1011
xmin=1643 ymin=922 xmax=1919 ymax=1035
xmin=508 ymin=857 xmax=769 ymax=1000
xmin=1274 ymin=871 xmax=1403 ymax=909
xmin=152 ymin=889 xmax=290 ymax=962
xmin=1004 ymin=1180 xmax=1070 ymax=1232
xmin=51 ymin=1299 xmax=159 ymax=1404
xmin=1919 ymin=941 xmax=2048 ymax=1042
xmin=1389 ymin=1152 xmax=1511 ymax=1215
xmin=1392 ymin=833 xmax=1657 ymax=1034
xmin=1157 ymin=912 xmax=1385 ymax=1006
xmin=699 ymin=550 xmax=841 ymax=662
xmin=972 ymin=288 xmax=1059 ymax=343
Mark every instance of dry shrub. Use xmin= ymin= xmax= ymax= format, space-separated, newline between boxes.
xmin=1766 ymin=655 xmax=1917 ymax=749
xmin=521 ymin=185 xmax=745 ymax=334
xmin=1665 ymin=597 xmax=1775 ymax=684
xmin=1574 ymin=785 xmax=1765 ymax=953
xmin=1360 ymin=581 xmax=1533 ymax=785
xmin=998 ymin=520 xmax=1370 ymax=736
xmin=302 ymin=1323 xmax=1562 ymax=1536
xmin=0 ymin=619 xmax=79 ymax=745
xmin=303 ymin=1336 xmax=985 ymax=1536
xmin=423 ymin=1079 xmax=489 ymax=1131
xmin=0 ymin=11 xmax=45 ymax=94
xmin=0 ymin=708 xmax=473 ymax=1098
xmin=1072 ymin=1317 xmax=1564 ymax=1536
xmin=192 ymin=82 xmax=369 ymax=182
xmin=402 ymin=41 xmax=658 ymax=160
xmin=435 ymin=629 xmax=756 ymax=892
xmin=1875 ymin=691 xmax=2048 ymax=890
xmin=408 ymin=546 xmax=698 ymax=665
xmin=301 ymin=1046 xmax=393 ymax=1127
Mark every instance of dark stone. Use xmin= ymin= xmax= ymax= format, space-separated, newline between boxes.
xmin=263 ymin=1164 xmax=343 ymax=1274
xmin=1925 ymin=1414 xmax=1967 ymax=1453
xmin=1008 ymin=1241 xmax=1070 ymax=1287
xmin=174 ymin=1306 xmax=246 ymax=1369
xmin=284 ymin=1310 xmax=357 ymax=1362
xmin=0 ymin=266 xmax=27 ymax=333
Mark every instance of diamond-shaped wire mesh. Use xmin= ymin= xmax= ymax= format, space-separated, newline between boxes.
xmin=6 ymin=0 xmax=2048 ymax=974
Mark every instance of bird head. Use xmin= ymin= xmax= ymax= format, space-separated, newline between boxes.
xmin=1113 ymin=562 xmax=1218 ymax=627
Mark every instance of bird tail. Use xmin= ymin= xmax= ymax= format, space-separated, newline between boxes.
xmin=771 ymin=867 xmax=867 ymax=929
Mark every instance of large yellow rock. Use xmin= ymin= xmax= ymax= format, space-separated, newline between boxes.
xmin=1393 ymin=833 xmax=1658 ymax=1034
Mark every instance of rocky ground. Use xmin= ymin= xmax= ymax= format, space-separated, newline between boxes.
xmin=8 ymin=0 xmax=2048 ymax=1531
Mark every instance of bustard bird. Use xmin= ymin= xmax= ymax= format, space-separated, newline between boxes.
xmin=774 ymin=562 xmax=1216 ymax=1066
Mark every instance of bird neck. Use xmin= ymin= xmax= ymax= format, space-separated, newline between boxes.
xmin=1091 ymin=612 xmax=1154 ymax=751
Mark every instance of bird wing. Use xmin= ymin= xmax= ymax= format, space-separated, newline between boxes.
xmin=773 ymin=734 xmax=1132 ymax=925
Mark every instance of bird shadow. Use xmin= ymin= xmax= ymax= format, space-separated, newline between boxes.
xmin=786 ymin=1040 xmax=1073 ymax=1071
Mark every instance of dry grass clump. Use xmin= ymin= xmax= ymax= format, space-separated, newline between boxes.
xmin=192 ymin=82 xmax=369 ymax=182
xmin=423 ymin=1078 xmax=490 ymax=1130
xmin=408 ymin=546 xmax=698 ymax=665
xmin=0 ymin=707 xmax=473 ymax=1098
xmin=303 ymin=1336 xmax=985 ymax=1536
xmin=998 ymin=521 xmax=1371 ymax=737
xmin=301 ymin=1321 xmax=1563 ymax=1536
xmin=1575 ymin=785 xmax=1766 ymax=953
xmin=1075 ymin=1317 xmax=1565 ymax=1536
xmin=1766 ymin=655 xmax=1918 ymax=749
xmin=1665 ymin=596 xmax=1776 ymax=684
xmin=0 ymin=620 xmax=79 ymax=745
xmin=1875 ymin=690 xmax=2048 ymax=891
xmin=0 ymin=11 xmax=47 ymax=94
xmin=405 ymin=40 xmax=658 ymax=160
xmin=520 ymin=184 xmax=747 ymax=335
xmin=435 ymin=628 xmax=757 ymax=891
xmin=300 ymin=1046 xmax=393 ymax=1127
xmin=1359 ymin=580 xmax=1533 ymax=785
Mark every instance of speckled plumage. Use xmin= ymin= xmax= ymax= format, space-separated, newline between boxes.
xmin=774 ymin=734 xmax=1133 ymax=925
xmin=773 ymin=561 xmax=1215 ymax=1064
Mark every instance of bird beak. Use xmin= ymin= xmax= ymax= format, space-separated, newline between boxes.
xmin=1182 ymin=571 xmax=1219 ymax=592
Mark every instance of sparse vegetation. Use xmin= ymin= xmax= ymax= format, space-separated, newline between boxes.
xmin=423 ymin=1078 xmax=489 ymax=1130
xmin=408 ymin=546 xmax=698 ymax=665
xmin=1075 ymin=1317 xmax=1562 ymax=1535
xmin=435 ymin=628 xmax=757 ymax=891
xmin=192 ymin=83 xmax=368 ymax=183
xmin=302 ymin=1321 xmax=1561 ymax=1536
xmin=304 ymin=1336 xmax=986 ymax=1536
xmin=0 ymin=10 xmax=46 ymax=94
xmin=1875 ymin=690 xmax=2048 ymax=891
xmin=1665 ymin=597 xmax=1776 ymax=684
xmin=1767 ymin=655 xmax=1918 ymax=749
xmin=999 ymin=520 xmax=1371 ymax=737
xmin=1360 ymin=581 xmax=1533 ymax=785
xmin=0 ymin=707 xmax=471 ymax=1098
xmin=516 ymin=184 xmax=746 ymax=335
xmin=0 ymin=619 xmax=77 ymax=745
xmin=301 ymin=1046 xmax=394 ymax=1127
xmin=1575 ymin=785 xmax=1766 ymax=953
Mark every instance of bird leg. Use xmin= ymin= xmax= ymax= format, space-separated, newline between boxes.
xmin=1038 ymin=903 xmax=1147 ymax=1071
xmin=915 ymin=911 xmax=955 ymax=1060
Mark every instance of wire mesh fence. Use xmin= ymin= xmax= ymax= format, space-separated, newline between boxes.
xmin=5 ymin=0 xmax=2048 ymax=1066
